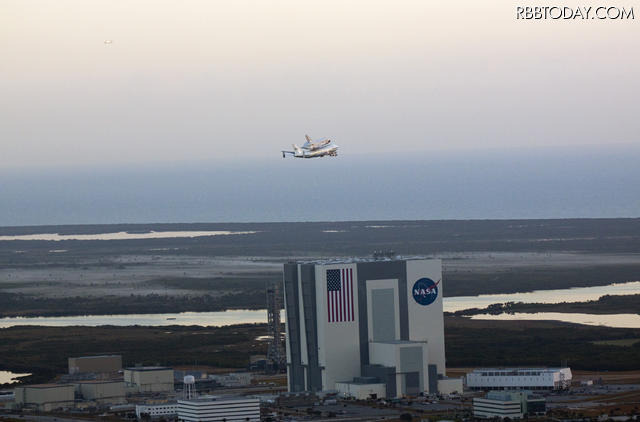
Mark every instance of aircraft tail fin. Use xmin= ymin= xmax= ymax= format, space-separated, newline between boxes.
xmin=305 ymin=135 xmax=312 ymax=143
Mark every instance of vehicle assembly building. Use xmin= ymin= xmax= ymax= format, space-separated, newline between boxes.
xmin=284 ymin=257 xmax=452 ymax=398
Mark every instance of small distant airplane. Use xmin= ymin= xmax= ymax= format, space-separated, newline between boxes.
xmin=282 ymin=135 xmax=338 ymax=158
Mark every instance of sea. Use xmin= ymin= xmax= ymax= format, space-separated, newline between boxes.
xmin=1 ymin=147 xmax=640 ymax=226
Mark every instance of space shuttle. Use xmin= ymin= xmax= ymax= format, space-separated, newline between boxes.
xmin=282 ymin=135 xmax=338 ymax=159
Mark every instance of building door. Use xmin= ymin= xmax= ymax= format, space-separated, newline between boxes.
xmin=405 ymin=372 xmax=420 ymax=396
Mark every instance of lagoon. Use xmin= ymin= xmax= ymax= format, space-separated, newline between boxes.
xmin=0 ymin=281 xmax=638 ymax=329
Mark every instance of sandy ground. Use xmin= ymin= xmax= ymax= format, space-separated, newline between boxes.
xmin=1 ymin=251 xmax=639 ymax=299
xmin=0 ymin=255 xmax=281 ymax=298
xmin=439 ymin=251 xmax=640 ymax=272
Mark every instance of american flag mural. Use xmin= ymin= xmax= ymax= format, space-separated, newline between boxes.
xmin=326 ymin=268 xmax=355 ymax=322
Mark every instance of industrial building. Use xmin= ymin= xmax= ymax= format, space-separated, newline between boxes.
xmin=177 ymin=396 xmax=260 ymax=422
xmin=284 ymin=257 xmax=452 ymax=398
xmin=74 ymin=380 xmax=125 ymax=404
xmin=473 ymin=391 xmax=546 ymax=419
xmin=68 ymin=355 xmax=122 ymax=374
xmin=136 ymin=403 xmax=179 ymax=419
xmin=466 ymin=368 xmax=572 ymax=391
xmin=13 ymin=384 xmax=75 ymax=411
xmin=124 ymin=367 xmax=174 ymax=393
xmin=209 ymin=372 xmax=252 ymax=388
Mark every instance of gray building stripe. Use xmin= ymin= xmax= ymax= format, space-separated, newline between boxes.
xmin=300 ymin=264 xmax=322 ymax=391
xmin=356 ymin=261 xmax=408 ymax=366
xmin=283 ymin=263 xmax=305 ymax=391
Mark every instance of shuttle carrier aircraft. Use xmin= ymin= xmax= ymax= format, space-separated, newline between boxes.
xmin=282 ymin=135 xmax=338 ymax=158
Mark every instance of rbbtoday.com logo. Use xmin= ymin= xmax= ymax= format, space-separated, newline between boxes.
xmin=517 ymin=5 xmax=634 ymax=20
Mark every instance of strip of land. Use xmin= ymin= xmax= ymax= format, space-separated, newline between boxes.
xmin=452 ymin=294 xmax=640 ymax=316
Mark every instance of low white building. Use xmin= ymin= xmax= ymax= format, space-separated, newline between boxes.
xmin=136 ymin=403 xmax=178 ymax=419
xmin=466 ymin=368 xmax=572 ymax=391
xmin=335 ymin=377 xmax=386 ymax=400
xmin=177 ymin=396 xmax=260 ymax=422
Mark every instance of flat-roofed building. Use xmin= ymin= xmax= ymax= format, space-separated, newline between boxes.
xmin=125 ymin=367 xmax=174 ymax=393
xmin=177 ymin=396 xmax=260 ymax=422
xmin=68 ymin=355 xmax=122 ymax=374
xmin=75 ymin=380 xmax=125 ymax=404
xmin=473 ymin=393 xmax=523 ymax=420
xmin=466 ymin=368 xmax=572 ymax=391
xmin=473 ymin=391 xmax=546 ymax=419
xmin=13 ymin=384 xmax=75 ymax=411
xmin=136 ymin=403 xmax=178 ymax=419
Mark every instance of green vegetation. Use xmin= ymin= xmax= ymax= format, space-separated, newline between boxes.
xmin=443 ymin=265 xmax=640 ymax=297
xmin=592 ymin=338 xmax=640 ymax=347
xmin=2 ymin=318 xmax=640 ymax=386
xmin=0 ymin=324 xmax=267 ymax=385
xmin=453 ymin=294 xmax=640 ymax=316
xmin=445 ymin=317 xmax=640 ymax=371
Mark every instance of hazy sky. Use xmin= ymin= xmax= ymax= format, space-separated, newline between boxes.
xmin=2 ymin=0 xmax=639 ymax=169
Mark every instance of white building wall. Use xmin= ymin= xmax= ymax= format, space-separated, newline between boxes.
xmin=473 ymin=398 xmax=523 ymax=419
xmin=136 ymin=404 xmax=178 ymax=419
xmin=335 ymin=382 xmax=386 ymax=400
xmin=125 ymin=369 xmax=174 ymax=393
xmin=316 ymin=263 xmax=360 ymax=391
xmin=405 ymin=260 xmax=446 ymax=375
xmin=438 ymin=378 xmax=464 ymax=395
xmin=177 ymin=397 xmax=260 ymax=422
xmin=467 ymin=368 xmax=572 ymax=390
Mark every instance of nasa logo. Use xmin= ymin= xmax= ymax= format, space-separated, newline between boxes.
xmin=412 ymin=278 xmax=440 ymax=306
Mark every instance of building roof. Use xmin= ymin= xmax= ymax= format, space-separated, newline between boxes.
xmin=178 ymin=395 xmax=257 ymax=403
xmin=471 ymin=367 xmax=568 ymax=373
xmin=125 ymin=366 xmax=172 ymax=372
xmin=70 ymin=354 xmax=121 ymax=360
xmin=20 ymin=384 xmax=74 ymax=389
xmin=74 ymin=380 xmax=124 ymax=384
xmin=292 ymin=256 xmax=431 ymax=265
